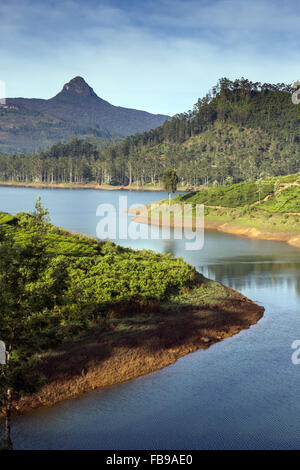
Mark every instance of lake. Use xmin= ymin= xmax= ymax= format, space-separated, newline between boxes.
xmin=0 ymin=186 xmax=299 ymax=450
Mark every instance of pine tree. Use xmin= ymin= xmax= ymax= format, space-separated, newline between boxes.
xmin=162 ymin=169 xmax=179 ymax=206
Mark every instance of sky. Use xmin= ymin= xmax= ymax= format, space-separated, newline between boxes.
xmin=0 ymin=0 xmax=300 ymax=115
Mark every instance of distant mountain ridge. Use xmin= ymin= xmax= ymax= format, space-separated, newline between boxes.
xmin=1 ymin=77 xmax=299 ymax=186
xmin=1 ymin=76 xmax=169 ymax=153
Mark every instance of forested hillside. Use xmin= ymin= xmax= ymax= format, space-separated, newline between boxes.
xmin=0 ymin=78 xmax=299 ymax=185
xmin=0 ymin=104 xmax=116 ymax=155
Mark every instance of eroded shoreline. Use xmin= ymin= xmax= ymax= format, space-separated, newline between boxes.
xmin=131 ymin=210 xmax=300 ymax=249
xmin=0 ymin=204 xmax=266 ymax=418
xmin=4 ymin=282 xmax=263 ymax=417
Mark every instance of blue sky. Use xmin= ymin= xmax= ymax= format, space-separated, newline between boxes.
xmin=1 ymin=0 xmax=300 ymax=115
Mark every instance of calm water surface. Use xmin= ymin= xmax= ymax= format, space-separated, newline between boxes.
xmin=0 ymin=186 xmax=299 ymax=449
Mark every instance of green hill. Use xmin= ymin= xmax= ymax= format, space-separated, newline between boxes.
xmin=159 ymin=174 xmax=300 ymax=242
xmin=114 ymin=77 xmax=299 ymax=187
xmin=0 ymin=208 xmax=263 ymax=344
xmin=175 ymin=173 xmax=300 ymax=213
xmin=0 ymin=77 xmax=299 ymax=185
xmin=0 ymin=210 xmax=198 ymax=310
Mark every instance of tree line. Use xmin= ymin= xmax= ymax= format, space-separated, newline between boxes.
xmin=0 ymin=78 xmax=298 ymax=187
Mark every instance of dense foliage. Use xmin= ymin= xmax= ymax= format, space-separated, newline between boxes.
xmin=162 ymin=169 xmax=179 ymax=204
xmin=0 ymin=211 xmax=197 ymax=318
xmin=0 ymin=204 xmax=71 ymax=449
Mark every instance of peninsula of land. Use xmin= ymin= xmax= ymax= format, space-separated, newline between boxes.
xmin=131 ymin=173 xmax=300 ymax=249
xmin=0 ymin=211 xmax=263 ymax=415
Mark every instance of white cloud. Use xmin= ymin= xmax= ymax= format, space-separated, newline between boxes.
xmin=0 ymin=0 xmax=299 ymax=114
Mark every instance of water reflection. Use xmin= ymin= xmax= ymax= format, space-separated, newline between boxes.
xmin=197 ymin=257 xmax=300 ymax=293
xmin=161 ymin=239 xmax=176 ymax=256
xmin=1 ymin=187 xmax=300 ymax=450
xmin=201 ymin=263 xmax=300 ymax=295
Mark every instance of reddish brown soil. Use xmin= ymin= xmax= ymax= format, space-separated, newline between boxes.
xmin=10 ymin=285 xmax=263 ymax=416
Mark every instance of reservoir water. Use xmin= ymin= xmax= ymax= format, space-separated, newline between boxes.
xmin=0 ymin=186 xmax=299 ymax=449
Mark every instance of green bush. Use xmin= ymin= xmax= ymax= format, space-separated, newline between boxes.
xmin=0 ymin=212 xmax=197 ymax=322
xmin=177 ymin=181 xmax=274 ymax=208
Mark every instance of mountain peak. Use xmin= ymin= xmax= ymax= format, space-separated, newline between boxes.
xmin=60 ymin=76 xmax=98 ymax=98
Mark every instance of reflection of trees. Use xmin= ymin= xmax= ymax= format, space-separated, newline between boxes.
xmin=195 ymin=256 xmax=300 ymax=298
xmin=294 ymin=277 xmax=300 ymax=298
xmin=162 ymin=239 xmax=176 ymax=257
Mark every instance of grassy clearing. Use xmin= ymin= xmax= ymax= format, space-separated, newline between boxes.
xmin=165 ymin=173 xmax=300 ymax=233
xmin=177 ymin=181 xmax=274 ymax=207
